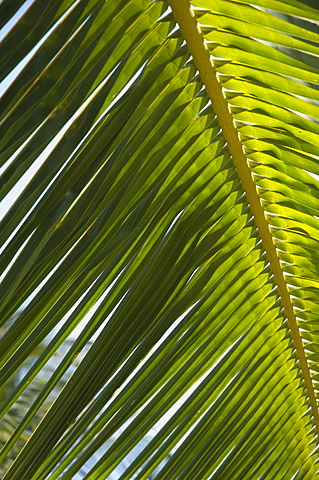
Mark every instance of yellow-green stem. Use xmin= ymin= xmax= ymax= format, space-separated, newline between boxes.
xmin=168 ymin=0 xmax=319 ymax=439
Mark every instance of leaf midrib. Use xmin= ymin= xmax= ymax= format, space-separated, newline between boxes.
xmin=168 ymin=0 xmax=319 ymax=440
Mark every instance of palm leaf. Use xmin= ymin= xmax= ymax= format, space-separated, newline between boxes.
xmin=1 ymin=0 xmax=319 ymax=478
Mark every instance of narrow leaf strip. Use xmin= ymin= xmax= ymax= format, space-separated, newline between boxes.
xmin=168 ymin=0 xmax=319 ymax=439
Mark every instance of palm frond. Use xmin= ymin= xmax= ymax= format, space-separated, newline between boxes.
xmin=1 ymin=0 xmax=319 ymax=479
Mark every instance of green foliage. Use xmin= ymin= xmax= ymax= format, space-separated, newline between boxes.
xmin=1 ymin=0 xmax=319 ymax=478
